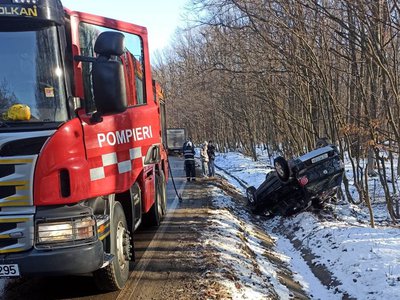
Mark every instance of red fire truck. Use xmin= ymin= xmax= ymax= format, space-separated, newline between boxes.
xmin=0 ymin=0 xmax=168 ymax=291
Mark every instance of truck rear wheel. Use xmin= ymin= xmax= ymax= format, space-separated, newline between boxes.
xmin=159 ymin=171 xmax=167 ymax=216
xmin=94 ymin=201 xmax=130 ymax=291
xmin=144 ymin=173 xmax=163 ymax=226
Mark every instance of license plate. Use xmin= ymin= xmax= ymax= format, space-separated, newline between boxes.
xmin=0 ymin=264 xmax=20 ymax=277
xmin=311 ymin=153 xmax=328 ymax=164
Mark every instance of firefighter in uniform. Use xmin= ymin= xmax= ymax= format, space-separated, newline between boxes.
xmin=183 ymin=140 xmax=196 ymax=181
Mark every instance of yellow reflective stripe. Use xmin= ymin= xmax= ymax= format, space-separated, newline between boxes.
xmin=0 ymin=248 xmax=24 ymax=254
xmin=0 ymin=201 xmax=30 ymax=207
xmin=97 ymin=220 xmax=110 ymax=240
xmin=0 ymin=234 xmax=12 ymax=239
xmin=0 ymin=159 xmax=33 ymax=164
xmin=4 ymin=196 xmax=29 ymax=201
xmin=16 ymin=185 xmax=29 ymax=191
xmin=0 ymin=181 xmax=28 ymax=186
xmin=0 ymin=218 xmax=29 ymax=223
xmin=98 ymin=231 xmax=110 ymax=241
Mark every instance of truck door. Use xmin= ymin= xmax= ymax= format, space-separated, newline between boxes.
xmin=70 ymin=14 xmax=161 ymax=204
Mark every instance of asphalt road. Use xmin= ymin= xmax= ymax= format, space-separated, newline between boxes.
xmin=0 ymin=156 xmax=188 ymax=300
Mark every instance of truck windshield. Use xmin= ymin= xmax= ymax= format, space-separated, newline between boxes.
xmin=0 ymin=26 xmax=67 ymax=123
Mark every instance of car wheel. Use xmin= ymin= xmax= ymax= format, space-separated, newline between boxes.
xmin=274 ymin=156 xmax=290 ymax=182
xmin=246 ymin=186 xmax=265 ymax=214
xmin=246 ymin=186 xmax=256 ymax=205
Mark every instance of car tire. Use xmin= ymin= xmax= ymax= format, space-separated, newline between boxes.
xmin=246 ymin=186 xmax=265 ymax=214
xmin=246 ymin=186 xmax=256 ymax=205
xmin=94 ymin=201 xmax=130 ymax=291
xmin=274 ymin=156 xmax=290 ymax=182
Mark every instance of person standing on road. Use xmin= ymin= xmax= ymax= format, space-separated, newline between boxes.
xmin=183 ymin=140 xmax=196 ymax=181
xmin=200 ymin=141 xmax=209 ymax=177
xmin=182 ymin=137 xmax=191 ymax=154
xmin=207 ymin=140 xmax=216 ymax=177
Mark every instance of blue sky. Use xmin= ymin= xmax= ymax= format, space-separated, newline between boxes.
xmin=61 ymin=0 xmax=188 ymax=55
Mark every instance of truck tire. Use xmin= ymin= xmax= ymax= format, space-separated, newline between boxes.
xmin=159 ymin=171 xmax=167 ymax=216
xmin=94 ymin=201 xmax=130 ymax=291
xmin=145 ymin=174 xmax=163 ymax=226
xmin=274 ymin=156 xmax=290 ymax=182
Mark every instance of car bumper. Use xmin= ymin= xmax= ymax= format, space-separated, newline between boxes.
xmin=0 ymin=240 xmax=104 ymax=276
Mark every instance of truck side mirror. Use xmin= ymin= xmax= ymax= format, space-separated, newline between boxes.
xmin=92 ymin=32 xmax=127 ymax=117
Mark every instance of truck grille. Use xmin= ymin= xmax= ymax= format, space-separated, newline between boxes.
xmin=0 ymin=136 xmax=48 ymax=157
xmin=0 ymin=156 xmax=37 ymax=253
xmin=0 ymin=216 xmax=34 ymax=253
xmin=0 ymin=164 xmax=15 ymax=177
xmin=0 ymin=156 xmax=37 ymax=208
xmin=0 ymin=131 xmax=54 ymax=254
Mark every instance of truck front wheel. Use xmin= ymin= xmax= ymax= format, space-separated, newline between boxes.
xmin=94 ymin=201 xmax=130 ymax=291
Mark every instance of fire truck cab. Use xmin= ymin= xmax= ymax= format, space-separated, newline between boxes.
xmin=0 ymin=0 xmax=168 ymax=291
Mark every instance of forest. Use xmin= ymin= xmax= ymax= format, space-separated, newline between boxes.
xmin=153 ymin=0 xmax=400 ymax=221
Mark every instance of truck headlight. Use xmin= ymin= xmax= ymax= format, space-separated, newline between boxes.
xmin=37 ymin=217 xmax=96 ymax=244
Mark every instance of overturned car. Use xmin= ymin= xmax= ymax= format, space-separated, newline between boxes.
xmin=246 ymin=145 xmax=345 ymax=216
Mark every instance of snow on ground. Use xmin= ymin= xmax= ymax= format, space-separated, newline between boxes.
xmin=204 ymin=188 xmax=291 ymax=299
xmin=207 ymin=150 xmax=400 ymax=299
